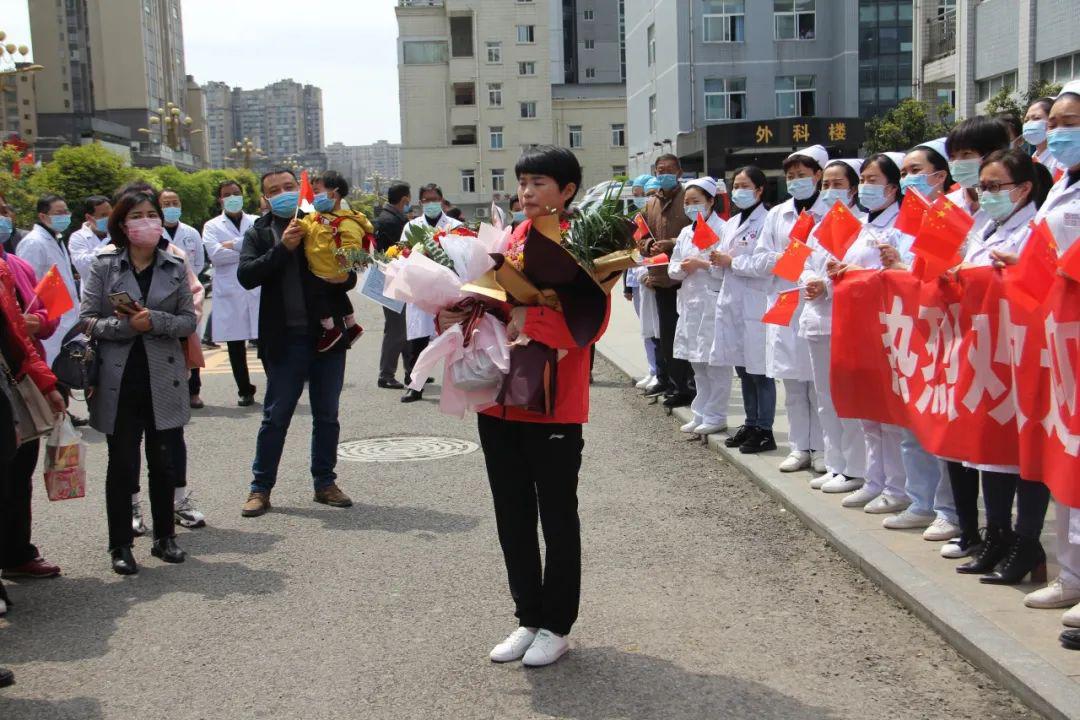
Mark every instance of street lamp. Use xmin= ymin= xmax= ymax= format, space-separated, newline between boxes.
xmin=138 ymin=101 xmax=202 ymax=151
xmin=227 ymin=137 xmax=265 ymax=169
xmin=0 ymin=30 xmax=43 ymax=92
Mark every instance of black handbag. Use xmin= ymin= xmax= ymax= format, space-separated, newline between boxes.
xmin=51 ymin=319 xmax=98 ymax=391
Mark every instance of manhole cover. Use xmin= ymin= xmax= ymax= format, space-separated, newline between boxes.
xmin=337 ymin=436 xmax=479 ymax=463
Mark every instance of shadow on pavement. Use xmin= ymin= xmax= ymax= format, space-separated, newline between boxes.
xmin=0 ymin=558 xmax=286 ymax=663
xmin=167 ymin=527 xmax=285 ymax=557
xmin=188 ymin=404 xmax=261 ymax=419
xmin=274 ymin=504 xmax=481 ymax=535
xmin=526 ymin=647 xmax=835 ymax=720
xmin=0 ymin=695 xmax=104 ymax=720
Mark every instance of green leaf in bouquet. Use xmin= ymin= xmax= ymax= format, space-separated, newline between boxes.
xmin=564 ymin=182 xmax=635 ymax=270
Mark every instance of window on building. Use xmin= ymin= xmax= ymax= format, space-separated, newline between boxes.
xmin=585 ymin=67 xmax=596 ymax=79
xmin=403 ymin=41 xmax=449 ymax=64
xmin=490 ymin=126 xmax=504 ymax=149
xmin=584 ymin=9 xmax=594 ymax=20
xmin=516 ymin=0 xmax=534 ymax=3
xmin=613 ymin=165 xmax=627 ymax=176
xmin=704 ymin=78 xmax=746 ymax=121
xmin=451 ymin=125 xmax=478 ymax=146
xmin=486 ymin=41 xmax=502 ymax=64
xmin=774 ymin=0 xmax=815 ymax=40
xmin=461 ymin=169 xmax=476 ymax=193
xmin=703 ymin=0 xmax=745 ymax=42
xmin=519 ymin=61 xmax=536 ymax=76
xmin=450 ymin=16 xmax=474 ymax=58
xmin=520 ymin=101 xmax=537 ymax=119
xmin=775 ymin=75 xmax=815 ymax=116
xmin=977 ymin=71 xmax=1018 ymax=103
xmin=517 ymin=25 xmax=535 ymax=43
xmin=648 ymin=94 xmax=657 ymax=133
xmin=491 ymin=169 xmax=506 ymax=192
xmin=488 ymin=83 xmax=502 ymax=106
xmin=585 ymin=39 xmax=595 ymax=49
xmin=1039 ymin=51 xmax=1080 ymax=84
xmin=647 ymin=24 xmax=656 ymax=66
xmin=453 ymin=82 xmax=476 ymax=106
xmin=569 ymin=124 xmax=583 ymax=148
xmin=611 ymin=123 xmax=626 ymax=147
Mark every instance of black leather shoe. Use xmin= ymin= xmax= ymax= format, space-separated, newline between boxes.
xmin=662 ymin=393 xmax=693 ymax=409
xmin=1061 ymin=628 xmax=1080 ymax=651
xmin=725 ymin=425 xmax=750 ymax=448
xmin=110 ymin=546 xmax=138 ymax=575
xmin=401 ymin=389 xmax=423 ymax=403
xmin=740 ymin=428 xmax=778 ymax=454
xmin=151 ymin=537 xmax=186 ymax=564
xmin=980 ymin=534 xmax=1047 ymax=585
xmin=957 ymin=527 xmax=1007 ymax=574
xmin=424 ymin=377 xmax=435 ymax=385
xmin=69 ymin=413 xmax=89 ymax=428
xmin=0 ymin=666 xmax=13 ymax=688
xmin=378 ymin=378 xmax=405 ymax=390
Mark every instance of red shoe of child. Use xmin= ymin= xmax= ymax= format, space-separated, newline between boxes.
xmin=345 ymin=324 xmax=364 ymax=348
xmin=2 ymin=557 xmax=61 ymax=579
xmin=316 ymin=327 xmax=344 ymax=353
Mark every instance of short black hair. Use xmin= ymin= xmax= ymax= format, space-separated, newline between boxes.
xmin=509 ymin=195 xmax=522 ymax=210
xmin=782 ymin=154 xmax=822 ymax=173
xmin=387 ymin=182 xmax=410 ymax=205
xmin=1029 ymin=97 xmax=1054 ymax=117
xmin=946 ymin=116 xmax=1010 ymax=159
xmin=446 ymin=207 xmax=463 ymax=221
xmin=83 ymin=194 xmax=110 ymax=217
xmin=514 ymin=145 xmax=583 ymax=208
xmin=862 ymin=153 xmax=901 ymax=188
xmin=317 ymin=170 xmax=349 ymax=198
xmin=217 ymin=179 xmax=243 ymax=199
xmin=731 ymin=165 xmax=767 ymax=189
xmin=36 ymin=194 xmax=63 ymax=215
xmin=981 ymin=148 xmax=1052 ymax=209
xmin=108 ymin=190 xmax=163 ymax=249
xmin=260 ymin=167 xmax=297 ymax=193
xmin=418 ymin=183 xmax=444 ymax=200
xmin=824 ymin=160 xmax=860 ymax=189
xmin=994 ymin=112 xmax=1022 ymax=141
xmin=112 ymin=181 xmax=156 ymax=205
xmin=655 ymin=153 xmax=681 ymax=169
xmin=157 ymin=187 xmax=180 ymax=202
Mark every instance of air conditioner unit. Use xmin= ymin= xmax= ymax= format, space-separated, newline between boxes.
xmin=475 ymin=208 xmax=488 ymax=217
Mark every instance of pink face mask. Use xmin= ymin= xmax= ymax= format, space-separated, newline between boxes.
xmin=126 ymin=217 xmax=162 ymax=248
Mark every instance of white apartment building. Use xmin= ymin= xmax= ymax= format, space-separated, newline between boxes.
xmin=396 ymin=0 xmax=628 ymax=218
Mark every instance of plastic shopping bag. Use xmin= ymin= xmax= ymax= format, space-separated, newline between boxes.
xmin=43 ymin=416 xmax=86 ymax=501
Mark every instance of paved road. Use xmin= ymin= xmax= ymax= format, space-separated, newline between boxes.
xmin=0 ymin=301 xmax=1039 ymax=719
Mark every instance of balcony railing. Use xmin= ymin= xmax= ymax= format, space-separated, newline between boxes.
xmin=926 ymin=11 xmax=956 ymax=61
xmin=398 ymin=0 xmax=444 ymax=7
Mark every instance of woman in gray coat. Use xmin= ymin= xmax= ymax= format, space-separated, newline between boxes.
xmin=81 ymin=189 xmax=196 ymax=575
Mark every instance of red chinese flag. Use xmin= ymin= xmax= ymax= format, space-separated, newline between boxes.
xmin=298 ymin=170 xmax=315 ymax=204
xmin=911 ymin=252 xmax=962 ymax=282
xmin=911 ymin=196 xmax=973 ymax=267
xmin=895 ymin=188 xmax=930 ymax=235
xmin=789 ymin=210 xmax=814 ymax=243
xmin=772 ymin=239 xmax=812 ymax=283
xmin=1059 ymin=237 xmax=1080 ymax=283
xmin=633 ymin=213 xmax=650 ymax=241
xmin=813 ymin=201 xmax=863 ymax=260
xmin=1054 ymin=168 xmax=1065 ymax=183
xmin=762 ymin=289 xmax=800 ymax=326
xmin=32 ymin=265 xmax=73 ymax=320
xmin=645 ymin=252 xmax=669 ymax=265
xmin=1005 ymin=220 xmax=1059 ymax=311
xmin=691 ymin=213 xmax=719 ymax=250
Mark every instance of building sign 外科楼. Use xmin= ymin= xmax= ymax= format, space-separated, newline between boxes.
xmin=711 ymin=118 xmax=865 ymax=150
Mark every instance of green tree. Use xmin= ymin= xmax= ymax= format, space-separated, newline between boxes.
xmin=0 ymin=145 xmax=39 ymax=228
xmin=863 ymin=98 xmax=954 ymax=155
xmin=986 ymin=79 xmax=1064 ymax=119
xmin=28 ymin=143 xmax=138 ymax=213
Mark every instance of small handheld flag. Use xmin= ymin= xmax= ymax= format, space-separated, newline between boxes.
xmin=633 ymin=213 xmax=652 ymax=242
xmin=772 ymin=240 xmax=813 ymax=283
xmin=1005 ymin=219 xmax=1058 ymax=311
xmin=761 ymin=289 xmax=801 ymax=326
xmin=813 ymin=201 xmax=862 ymax=260
xmin=1059 ymin=236 xmax=1080 ymax=283
xmin=32 ymin=265 xmax=74 ymax=320
xmin=789 ymin=210 xmax=814 ymax=243
xmin=894 ymin=188 xmax=930 ymax=236
xmin=691 ymin=213 xmax=719 ymax=250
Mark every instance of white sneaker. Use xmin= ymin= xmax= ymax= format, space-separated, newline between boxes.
xmin=522 ymin=629 xmax=570 ymax=667
xmin=864 ymin=494 xmax=912 ymax=514
xmin=1064 ymin=603 xmax=1080 ymax=629
xmin=779 ymin=451 xmax=811 ymax=473
xmin=132 ymin=500 xmax=148 ymax=537
xmin=489 ymin=627 xmax=538 ymax=663
xmin=941 ymin=534 xmax=982 ymax=559
xmin=809 ymin=472 xmax=833 ymax=490
xmin=680 ymin=420 xmax=700 ymax=433
xmin=841 ymin=487 xmax=880 ymax=508
xmin=922 ymin=517 xmax=962 ymax=542
xmin=695 ymin=423 xmax=727 ymax=435
xmin=1025 ymin=578 xmax=1080 ymax=609
xmin=882 ymin=509 xmax=936 ymax=530
xmin=635 ymin=374 xmax=654 ymax=389
xmin=174 ymin=493 xmax=207 ymax=529
xmin=821 ymin=475 xmax=864 ymax=494
xmin=643 ymin=378 xmax=662 ymax=395
xmin=811 ymin=452 xmax=827 ymax=474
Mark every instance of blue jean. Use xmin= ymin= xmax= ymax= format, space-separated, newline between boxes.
xmin=900 ymin=428 xmax=957 ymax=522
xmin=251 ymin=333 xmax=347 ymax=493
xmin=736 ymin=366 xmax=776 ymax=430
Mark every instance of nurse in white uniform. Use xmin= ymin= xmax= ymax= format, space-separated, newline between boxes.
xmin=667 ymin=177 xmax=729 ymax=435
xmin=1023 ymin=97 xmax=1066 ymax=178
xmin=15 ymin=195 xmax=78 ymax=365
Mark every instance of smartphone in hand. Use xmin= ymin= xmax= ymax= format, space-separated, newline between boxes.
xmin=108 ymin=292 xmax=139 ymax=313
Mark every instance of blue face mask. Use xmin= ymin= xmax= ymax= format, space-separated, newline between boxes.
xmin=402 ymin=202 xmax=412 ymax=214
xmin=1022 ymin=120 xmax=1047 ymax=146
xmin=631 ymin=197 xmax=648 ymax=209
xmin=269 ymin=190 xmax=299 ymax=218
xmin=1048 ymin=127 xmax=1080 ymax=169
xmin=949 ymin=158 xmax=982 ymax=189
xmin=0 ymin=217 xmax=12 ymax=236
xmin=900 ymin=173 xmax=933 ymax=196
xmin=978 ymin=188 xmax=1017 ymax=222
xmin=223 ymin=195 xmax=244 ymax=214
xmin=95 ymin=217 xmax=109 ymax=233
xmin=787 ymin=177 xmax=816 ymax=201
xmin=684 ymin=204 xmax=709 ymax=221
xmin=512 ymin=210 xmax=526 ymax=223
xmin=49 ymin=214 xmax=72 ymax=233
xmin=423 ymin=202 xmax=443 ymax=218
xmin=656 ymin=174 xmax=678 ymax=191
xmin=857 ymin=183 xmax=888 ymax=211
xmin=162 ymin=207 xmax=182 ymax=225
xmin=730 ymin=188 xmax=757 ymax=210
xmin=313 ymin=192 xmax=335 ymax=213
xmin=819 ymin=188 xmax=850 ymax=206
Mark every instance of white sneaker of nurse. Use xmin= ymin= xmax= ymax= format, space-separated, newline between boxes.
xmin=821 ymin=475 xmax=864 ymax=494
xmin=811 ymin=452 xmax=827 ymax=474
xmin=779 ymin=451 xmax=811 ymax=473
xmin=841 ymin=487 xmax=880 ymax=508
xmin=635 ymin=374 xmax=654 ymax=389
xmin=695 ymin=423 xmax=727 ymax=435
xmin=1025 ymin=578 xmax=1080 ymax=609
xmin=1063 ymin=603 xmax=1080 ymax=629
xmin=922 ymin=517 xmax=962 ymax=542
xmin=680 ymin=420 xmax=701 ymax=433
xmin=864 ymin=494 xmax=912 ymax=515
xmin=522 ymin=629 xmax=570 ymax=667
xmin=489 ymin=627 xmax=538 ymax=663
xmin=882 ymin=508 xmax=936 ymax=530
xmin=809 ymin=472 xmax=833 ymax=490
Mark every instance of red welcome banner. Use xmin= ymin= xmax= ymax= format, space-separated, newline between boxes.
xmin=831 ymin=268 xmax=1080 ymax=507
